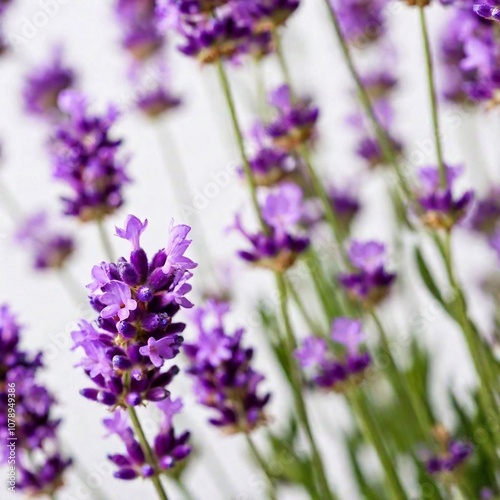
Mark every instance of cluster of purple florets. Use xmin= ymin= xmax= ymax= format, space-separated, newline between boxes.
xmin=184 ymin=300 xmax=271 ymax=434
xmin=0 ymin=305 xmax=71 ymax=496
xmin=158 ymin=0 xmax=300 ymax=63
xmin=474 ymin=1 xmax=500 ymax=22
xmin=50 ymin=91 xmax=130 ymax=222
xmin=339 ymin=240 xmax=396 ymax=308
xmin=425 ymin=439 xmax=474 ymax=476
xmin=295 ymin=318 xmax=372 ymax=392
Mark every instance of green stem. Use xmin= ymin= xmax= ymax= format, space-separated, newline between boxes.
xmin=175 ymin=478 xmax=195 ymax=500
xmin=418 ymin=6 xmax=446 ymax=187
xmin=287 ymin=275 xmax=324 ymax=334
xmin=322 ymin=0 xmax=410 ymax=197
xmin=350 ymin=390 xmax=408 ymax=500
xmin=96 ymin=218 xmax=115 ymax=262
xmin=127 ymin=404 xmax=169 ymax=500
xmin=245 ymin=434 xmax=278 ymax=500
xmin=0 ymin=181 xmax=23 ymax=221
xmin=215 ymin=58 xmax=267 ymax=232
xmin=273 ymin=28 xmax=294 ymax=96
xmin=275 ymin=274 xmax=336 ymax=500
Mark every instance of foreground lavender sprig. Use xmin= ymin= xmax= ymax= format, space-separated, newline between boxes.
xmin=184 ymin=299 xmax=271 ymax=433
xmin=0 ymin=305 xmax=71 ymax=497
xmin=50 ymin=91 xmax=130 ymax=222
xmin=72 ymin=214 xmax=196 ymax=497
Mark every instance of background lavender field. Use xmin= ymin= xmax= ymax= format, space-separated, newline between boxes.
xmin=1 ymin=1 xmax=500 ymax=498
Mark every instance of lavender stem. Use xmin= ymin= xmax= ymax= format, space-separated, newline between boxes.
xmin=96 ymin=218 xmax=115 ymax=262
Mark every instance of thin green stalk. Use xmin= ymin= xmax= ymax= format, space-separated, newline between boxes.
xmin=245 ymin=434 xmax=278 ymax=500
xmin=418 ymin=6 xmax=446 ymax=187
xmin=287 ymin=276 xmax=324 ymax=334
xmin=273 ymin=28 xmax=294 ymax=95
xmin=0 ymin=181 xmax=23 ymax=220
xmin=215 ymin=58 xmax=267 ymax=231
xmin=371 ymin=312 xmax=432 ymax=441
xmin=275 ymin=274 xmax=336 ymax=500
xmin=127 ymin=404 xmax=169 ymax=500
xmin=350 ymin=390 xmax=408 ymax=500
xmin=96 ymin=218 xmax=114 ymax=262
xmin=175 ymin=478 xmax=195 ymax=500
xmin=322 ymin=0 xmax=410 ymax=198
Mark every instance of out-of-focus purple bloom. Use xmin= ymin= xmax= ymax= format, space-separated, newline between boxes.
xmin=467 ymin=187 xmax=500 ymax=236
xmin=474 ymin=1 xmax=500 ymax=22
xmin=295 ymin=317 xmax=371 ymax=392
xmin=184 ymin=300 xmax=270 ymax=433
xmin=339 ymin=240 xmax=396 ymax=308
xmin=50 ymin=90 xmax=130 ymax=222
xmin=73 ymin=214 xmax=196 ymax=409
xmin=136 ymin=82 xmax=182 ymax=118
xmin=414 ymin=165 xmax=474 ymax=231
xmin=233 ymin=184 xmax=310 ymax=272
xmin=264 ymin=84 xmax=319 ymax=152
xmin=0 ymin=305 xmax=71 ymax=496
xmin=22 ymin=47 xmax=76 ymax=119
xmin=15 ymin=211 xmax=75 ymax=270
xmin=331 ymin=0 xmax=388 ymax=46
xmin=424 ymin=438 xmax=473 ymax=475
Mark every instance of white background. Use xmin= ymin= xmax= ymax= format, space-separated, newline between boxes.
xmin=1 ymin=1 xmax=499 ymax=499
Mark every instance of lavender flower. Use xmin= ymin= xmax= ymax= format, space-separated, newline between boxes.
xmin=72 ymin=214 xmax=196 ymax=409
xmin=339 ymin=240 xmax=396 ymax=308
xmin=414 ymin=165 xmax=474 ymax=231
xmin=105 ymin=399 xmax=191 ymax=479
xmin=467 ymin=187 xmax=500 ymax=236
xmin=184 ymin=300 xmax=271 ymax=433
xmin=264 ymin=84 xmax=319 ymax=152
xmin=233 ymin=183 xmax=310 ymax=272
xmin=22 ymin=47 xmax=76 ymax=119
xmin=15 ymin=211 xmax=75 ymax=271
xmin=331 ymin=0 xmax=388 ymax=46
xmin=136 ymin=82 xmax=182 ymax=119
xmin=50 ymin=91 xmax=130 ymax=222
xmin=295 ymin=318 xmax=371 ymax=392
xmin=425 ymin=440 xmax=473 ymax=476
xmin=0 ymin=305 xmax=71 ymax=496
xmin=474 ymin=1 xmax=500 ymax=22
xmin=231 ymin=0 xmax=300 ymax=32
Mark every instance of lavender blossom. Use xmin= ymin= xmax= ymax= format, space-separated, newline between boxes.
xmin=184 ymin=300 xmax=271 ymax=434
xmin=15 ymin=211 xmax=75 ymax=271
xmin=414 ymin=165 xmax=473 ymax=231
xmin=22 ymin=47 xmax=76 ymax=119
xmin=339 ymin=240 xmax=396 ymax=308
xmin=50 ymin=91 xmax=130 ymax=221
xmin=105 ymin=400 xmax=191 ymax=479
xmin=474 ymin=1 xmax=500 ymax=22
xmin=72 ymin=214 xmax=196 ymax=409
xmin=233 ymin=183 xmax=310 ymax=272
xmin=425 ymin=440 xmax=473 ymax=475
xmin=0 ymin=305 xmax=71 ymax=496
xmin=467 ymin=187 xmax=500 ymax=236
xmin=295 ymin=318 xmax=372 ymax=392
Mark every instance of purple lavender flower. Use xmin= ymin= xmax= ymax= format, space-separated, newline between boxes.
xmin=231 ymin=0 xmax=300 ymax=32
xmin=339 ymin=240 xmax=396 ymax=308
xmin=50 ymin=91 xmax=130 ymax=221
xmin=414 ymin=165 xmax=474 ymax=231
xmin=295 ymin=317 xmax=371 ymax=392
xmin=72 ymin=214 xmax=196 ymax=409
xmin=15 ymin=211 xmax=75 ymax=270
xmin=264 ymin=84 xmax=319 ymax=152
xmin=22 ymin=47 xmax=76 ymax=119
xmin=136 ymin=82 xmax=182 ymax=118
xmin=474 ymin=1 xmax=500 ymax=22
xmin=105 ymin=400 xmax=191 ymax=479
xmin=233 ymin=183 xmax=310 ymax=272
xmin=184 ymin=300 xmax=271 ymax=433
xmin=331 ymin=0 xmax=388 ymax=46
xmin=424 ymin=439 xmax=473 ymax=475
xmin=467 ymin=187 xmax=500 ymax=236
xmin=0 ymin=305 xmax=71 ymax=496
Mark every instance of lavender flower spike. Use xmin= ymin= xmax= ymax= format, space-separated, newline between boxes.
xmin=50 ymin=90 xmax=130 ymax=221
xmin=72 ymin=214 xmax=196 ymax=410
xmin=339 ymin=240 xmax=396 ymax=308
xmin=474 ymin=1 xmax=500 ymax=22
xmin=184 ymin=300 xmax=271 ymax=434
xmin=0 ymin=305 xmax=71 ymax=496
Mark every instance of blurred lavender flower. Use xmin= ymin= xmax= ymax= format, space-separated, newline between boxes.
xmin=295 ymin=318 xmax=371 ymax=392
xmin=414 ymin=165 xmax=474 ymax=231
xmin=184 ymin=300 xmax=271 ymax=433
xmin=467 ymin=187 xmax=500 ymax=236
xmin=474 ymin=1 xmax=500 ymax=22
xmin=15 ymin=211 xmax=75 ymax=270
xmin=339 ymin=240 xmax=396 ymax=308
xmin=330 ymin=0 xmax=388 ymax=46
xmin=73 ymin=214 xmax=196 ymax=408
xmin=50 ymin=91 xmax=130 ymax=222
xmin=264 ymin=84 xmax=319 ymax=152
xmin=0 ymin=305 xmax=71 ymax=496
xmin=233 ymin=183 xmax=310 ymax=272
xmin=22 ymin=47 xmax=76 ymax=119
xmin=425 ymin=439 xmax=473 ymax=475
xmin=105 ymin=400 xmax=191 ymax=479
